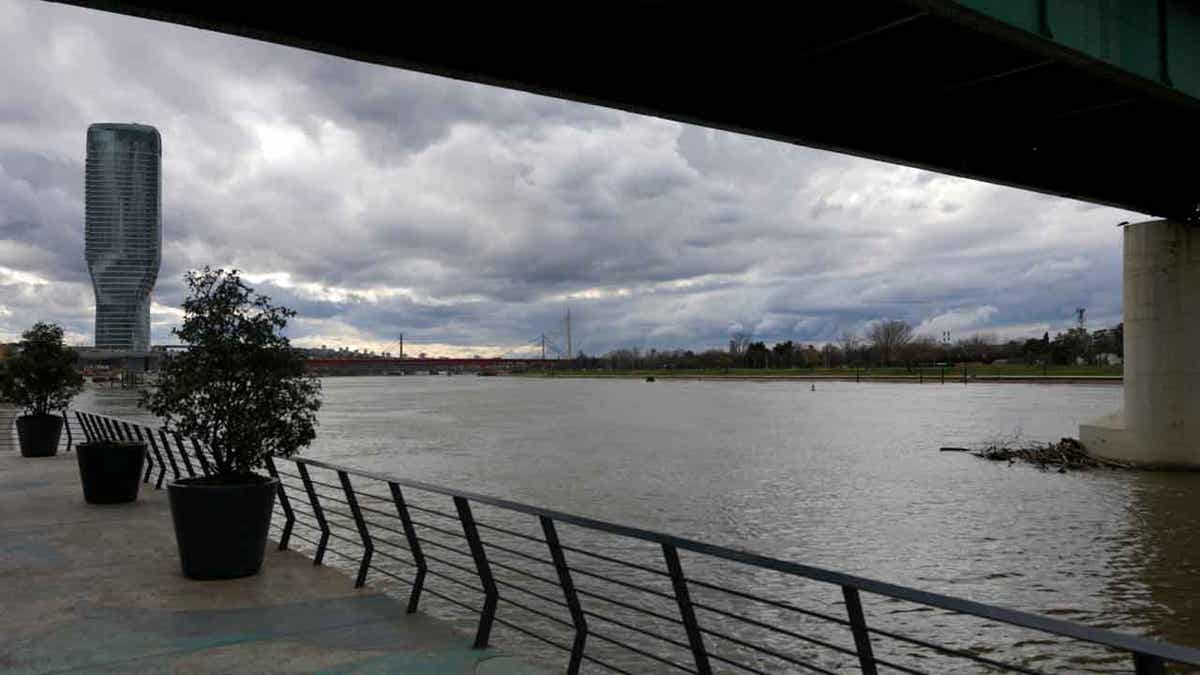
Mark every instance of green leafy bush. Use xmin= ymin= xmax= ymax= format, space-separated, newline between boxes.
xmin=0 ymin=322 xmax=84 ymax=416
xmin=142 ymin=268 xmax=322 ymax=476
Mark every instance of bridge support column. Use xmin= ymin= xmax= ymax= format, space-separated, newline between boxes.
xmin=1081 ymin=220 xmax=1200 ymax=468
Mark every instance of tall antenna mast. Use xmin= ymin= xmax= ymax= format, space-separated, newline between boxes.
xmin=565 ymin=307 xmax=573 ymax=361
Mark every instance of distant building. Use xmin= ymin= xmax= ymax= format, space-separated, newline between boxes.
xmin=85 ymin=123 xmax=162 ymax=351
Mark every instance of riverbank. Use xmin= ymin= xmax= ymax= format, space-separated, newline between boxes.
xmin=514 ymin=365 xmax=1122 ymax=384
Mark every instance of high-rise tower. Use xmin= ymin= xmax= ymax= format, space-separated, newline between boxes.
xmin=85 ymin=123 xmax=161 ymax=351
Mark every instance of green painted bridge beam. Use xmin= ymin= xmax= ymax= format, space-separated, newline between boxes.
xmin=945 ymin=0 xmax=1200 ymax=103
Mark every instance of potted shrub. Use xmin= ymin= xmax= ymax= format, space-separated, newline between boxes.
xmin=0 ymin=322 xmax=84 ymax=457
xmin=142 ymin=268 xmax=321 ymax=579
xmin=75 ymin=439 xmax=147 ymax=504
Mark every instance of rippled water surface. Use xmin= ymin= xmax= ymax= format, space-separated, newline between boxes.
xmin=78 ymin=377 xmax=1200 ymax=671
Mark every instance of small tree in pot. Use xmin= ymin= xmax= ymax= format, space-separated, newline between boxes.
xmin=142 ymin=268 xmax=321 ymax=579
xmin=0 ymin=322 xmax=84 ymax=457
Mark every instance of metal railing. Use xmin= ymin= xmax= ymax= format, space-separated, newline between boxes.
xmin=0 ymin=405 xmax=19 ymax=455
xmin=71 ymin=409 xmax=1200 ymax=674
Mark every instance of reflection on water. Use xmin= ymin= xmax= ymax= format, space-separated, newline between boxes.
xmin=1109 ymin=473 xmax=1200 ymax=649
xmin=76 ymin=377 xmax=1200 ymax=667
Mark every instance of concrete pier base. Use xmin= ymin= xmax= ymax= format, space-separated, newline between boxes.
xmin=1081 ymin=219 xmax=1200 ymax=468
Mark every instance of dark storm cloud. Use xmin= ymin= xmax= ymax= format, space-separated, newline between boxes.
xmin=0 ymin=0 xmax=1140 ymax=354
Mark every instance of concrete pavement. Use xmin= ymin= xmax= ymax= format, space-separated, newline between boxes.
xmin=0 ymin=447 xmax=540 ymax=674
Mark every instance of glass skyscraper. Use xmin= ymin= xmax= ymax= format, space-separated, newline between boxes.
xmin=85 ymin=123 xmax=161 ymax=351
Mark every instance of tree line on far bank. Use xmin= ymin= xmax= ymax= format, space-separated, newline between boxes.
xmin=567 ymin=320 xmax=1123 ymax=371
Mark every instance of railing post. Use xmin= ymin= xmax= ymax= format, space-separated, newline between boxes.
xmin=75 ymin=412 xmax=93 ymax=443
xmin=132 ymin=425 xmax=167 ymax=489
xmin=337 ymin=470 xmax=373 ymax=588
xmin=61 ymin=410 xmax=73 ymax=452
xmin=115 ymin=420 xmax=130 ymax=441
xmin=842 ymin=586 xmax=878 ymax=675
xmin=188 ymin=437 xmax=212 ymax=476
xmin=541 ymin=516 xmax=587 ymax=675
xmin=119 ymin=422 xmax=155 ymax=483
xmin=196 ymin=438 xmax=223 ymax=474
xmin=77 ymin=413 xmax=92 ymax=441
xmin=1133 ymin=653 xmax=1166 ymax=675
xmin=454 ymin=496 xmax=498 ymax=649
xmin=662 ymin=543 xmax=712 ymax=675
xmin=146 ymin=428 xmax=179 ymax=482
xmin=164 ymin=430 xmax=195 ymax=477
xmin=87 ymin=413 xmax=102 ymax=441
xmin=265 ymin=457 xmax=295 ymax=551
xmin=388 ymin=482 xmax=427 ymax=613
xmin=296 ymin=462 xmax=330 ymax=565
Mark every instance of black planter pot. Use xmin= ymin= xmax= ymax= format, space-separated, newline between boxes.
xmin=168 ymin=475 xmax=279 ymax=580
xmin=15 ymin=414 xmax=63 ymax=457
xmin=76 ymin=441 xmax=146 ymax=504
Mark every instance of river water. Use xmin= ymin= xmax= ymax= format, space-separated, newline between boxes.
xmin=76 ymin=377 xmax=1200 ymax=672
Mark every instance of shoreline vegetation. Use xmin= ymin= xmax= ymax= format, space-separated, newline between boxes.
xmin=512 ymin=364 xmax=1122 ymax=384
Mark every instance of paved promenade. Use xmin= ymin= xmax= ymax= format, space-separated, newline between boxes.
xmin=0 ymin=445 xmax=537 ymax=674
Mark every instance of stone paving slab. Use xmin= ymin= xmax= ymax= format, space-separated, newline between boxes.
xmin=0 ymin=450 xmax=542 ymax=674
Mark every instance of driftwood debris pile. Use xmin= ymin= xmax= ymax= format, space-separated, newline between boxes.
xmin=941 ymin=438 xmax=1130 ymax=471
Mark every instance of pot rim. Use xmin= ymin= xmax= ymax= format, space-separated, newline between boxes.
xmin=77 ymin=440 xmax=147 ymax=449
xmin=168 ymin=475 xmax=279 ymax=491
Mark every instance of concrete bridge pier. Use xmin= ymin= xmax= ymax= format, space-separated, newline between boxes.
xmin=1081 ymin=220 xmax=1200 ymax=468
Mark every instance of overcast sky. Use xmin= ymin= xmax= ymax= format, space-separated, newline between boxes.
xmin=0 ymin=1 xmax=1141 ymax=357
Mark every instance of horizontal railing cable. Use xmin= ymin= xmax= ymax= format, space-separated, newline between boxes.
xmin=474 ymin=519 xmax=548 ymax=545
xmin=367 ymin=562 xmax=416 ymax=587
xmin=589 ymin=629 xmax=698 ymax=673
xmin=700 ymin=625 xmax=847 ymax=675
xmin=866 ymin=624 xmax=1043 ymax=674
xmin=404 ymin=502 xmax=462 ymax=522
xmin=481 ymin=539 xmax=556 ymax=568
xmin=407 ymin=518 xmax=470 ymax=541
xmin=568 ymin=564 xmax=677 ymax=601
xmin=559 ymin=543 xmax=670 ymax=577
xmin=575 ymin=587 xmax=685 ymax=626
xmin=491 ymin=576 xmax=569 ymax=609
xmin=582 ymin=609 xmax=694 ymax=652
xmin=688 ymin=577 xmax=852 ymax=626
xmin=497 ymin=595 xmax=574 ymax=629
xmin=705 ymin=650 xmax=773 ymax=675
xmin=414 ymin=536 xmax=474 ymax=559
xmin=690 ymin=599 xmax=858 ymax=657
xmin=486 ymin=558 xmax=563 ymax=590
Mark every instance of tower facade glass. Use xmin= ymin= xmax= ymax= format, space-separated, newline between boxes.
xmin=85 ymin=123 xmax=161 ymax=351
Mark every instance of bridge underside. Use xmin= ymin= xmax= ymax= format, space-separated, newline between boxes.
xmin=55 ymin=0 xmax=1200 ymax=221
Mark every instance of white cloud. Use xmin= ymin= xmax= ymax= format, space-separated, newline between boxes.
xmin=916 ymin=306 xmax=1000 ymax=337
xmin=0 ymin=0 xmax=1139 ymax=355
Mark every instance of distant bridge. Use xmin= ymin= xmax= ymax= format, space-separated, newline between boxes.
xmin=303 ymin=357 xmax=556 ymax=374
